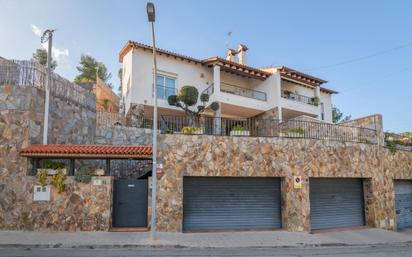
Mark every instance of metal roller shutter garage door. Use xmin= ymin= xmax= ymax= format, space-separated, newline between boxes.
xmin=310 ymin=178 xmax=365 ymax=230
xmin=395 ymin=180 xmax=412 ymax=229
xmin=183 ymin=177 xmax=281 ymax=231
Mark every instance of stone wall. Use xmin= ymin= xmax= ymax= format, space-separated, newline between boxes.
xmin=0 ymin=174 xmax=112 ymax=231
xmin=341 ymin=114 xmax=384 ymax=146
xmin=95 ymin=125 xmax=152 ymax=145
xmin=156 ymin=134 xmax=412 ymax=232
xmin=0 ymin=84 xmax=111 ymax=231
xmin=0 ymin=85 xmax=96 ymax=145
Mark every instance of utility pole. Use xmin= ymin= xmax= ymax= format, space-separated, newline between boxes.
xmin=41 ymin=29 xmax=55 ymax=145
xmin=146 ymin=2 xmax=158 ymax=241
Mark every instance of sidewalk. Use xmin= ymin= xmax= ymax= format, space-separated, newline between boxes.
xmin=0 ymin=228 xmax=412 ymax=248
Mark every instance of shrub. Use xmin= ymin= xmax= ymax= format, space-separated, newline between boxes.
xmin=52 ymin=170 xmax=66 ymax=193
xmin=36 ymin=169 xmax=48 ymax=187
xmin=181 ymin=127 xmax=202 ymax=135
xmin=232 ymin=124 xmax=244 ymax=131
xmin=75 ymin=167 xmax=93 ymax=184
xmin=44 ymin=160 xmax=65 ymax=170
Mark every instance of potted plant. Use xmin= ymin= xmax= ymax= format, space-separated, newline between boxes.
xmin=181 ymin=126 xmax=203 ymax=135
xmin=283 ymin=90 xmax=293 ymax=98
xmin=230 ymin=124 xmax=250 ymax=136
xmin=37 ymin=160 xmax=67 ymax=175
xmin=311 ymin=96 xmax=320 ymax=106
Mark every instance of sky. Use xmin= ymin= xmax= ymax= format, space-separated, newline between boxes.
xmin=0 ymin=0 xmax=411 ymax=132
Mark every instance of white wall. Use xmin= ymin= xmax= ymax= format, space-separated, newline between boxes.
xmin=123 ymin=49 xmax=213 ymax=113
xmin=320 ymin=91 xmax=333 ymax=122
xmin=122 ymin=48 xmax=334 ymax=121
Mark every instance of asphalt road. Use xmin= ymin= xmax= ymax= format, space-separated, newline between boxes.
xmin=1 ymin=244 xmax=412 ymax=257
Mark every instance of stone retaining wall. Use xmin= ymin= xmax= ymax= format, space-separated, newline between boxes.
xmin=95 ymin=125 xmax=152 ymax=145
xmin=0 ymin=84 xmax=110 ymax=231
xmin=156 ymin=134 xmax=412 ymax=232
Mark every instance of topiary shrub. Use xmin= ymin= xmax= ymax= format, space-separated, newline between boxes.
xmin=75 ymin=167 xmax=93 ymax=184
xmin=167 ymin=85 xmax=219 ymax=127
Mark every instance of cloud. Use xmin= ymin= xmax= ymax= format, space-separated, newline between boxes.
xmin=31 ymin=24 xmax=69 ymax=62
xmin=31 ymin=24 xmax=42 ymax=37
xmin=50 ymin=46 xmax=69 ymax=61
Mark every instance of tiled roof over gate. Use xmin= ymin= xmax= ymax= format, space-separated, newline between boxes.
xmin=20 ymin=144 xmax=152 ymax=159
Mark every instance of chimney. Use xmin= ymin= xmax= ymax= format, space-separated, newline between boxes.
xmin=237 ymin=44 xmax=248 ymax=65
xmin=225 ymin=48 xmax=236 ymax=62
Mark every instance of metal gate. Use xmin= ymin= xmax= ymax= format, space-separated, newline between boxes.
xmin=395 ymin=180 xmax=412 ymax=229
xmin=112 ymin=178 xmax=148 ymax=227
xmin=183 ymin=177 xmax=281 ymax=232
xmin=310 ymin=178 xmax=365 ymax=230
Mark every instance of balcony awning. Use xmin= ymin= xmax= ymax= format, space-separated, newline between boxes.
xmin=20 ymin=144 xmax=152 ymax=159
xmin=203 ymin=57 xmax=272 ymax=81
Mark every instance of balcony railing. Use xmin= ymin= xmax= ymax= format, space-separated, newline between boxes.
xmin=281 ymin=91 xmax=317 ymax=106
xmin=221 ymin=82 xmax=267 ymax=101
xmin=159 ymin=115 xmax=378 ymax=144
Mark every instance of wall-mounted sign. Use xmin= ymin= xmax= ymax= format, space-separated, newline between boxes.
xmin=156 ymin=163 xmax=163 ymax=175
xmin=294 ymin=176 xmax=302 ymax=189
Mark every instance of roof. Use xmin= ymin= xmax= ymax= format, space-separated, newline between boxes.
xmin=119 ymin=41 xmax=202 ymax=64
xmin=202 ymin=57 xmax=272 ymax=80
xmin=264 ymin=66 xmax=337 ymax=94
xmin=20 ymin=144 xmax=152 ymax=159
xmin=119 ymin=41 xmax=336 ymax=92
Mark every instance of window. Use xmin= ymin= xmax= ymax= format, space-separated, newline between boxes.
xmin=156 ymin=75 xmax=176 ymax=99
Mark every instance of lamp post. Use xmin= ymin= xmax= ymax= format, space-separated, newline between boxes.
xmin=40 ymin=29 xmax=55 ymax=145
xmin=147 ymin=2 xmax=158 ymax=241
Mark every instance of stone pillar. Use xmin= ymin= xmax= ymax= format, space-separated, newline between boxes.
xmin=374 ymin=114 xmax=385 ymax=147
xmin=273 ymin=71 xmax=282 ymax=122
xmin=281 ymin=175 xmax=310 ymax=232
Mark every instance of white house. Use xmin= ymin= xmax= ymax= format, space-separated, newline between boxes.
xmin=119 ymin=41 xmax=337 ymax=123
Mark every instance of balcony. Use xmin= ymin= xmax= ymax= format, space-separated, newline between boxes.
xmin=159 ymin=115 xmax=378 ymax=144
xmin=202 ymin=82 xmax=267 ymax=102
xmin=281 ymin=91 xmax=317 ymax=106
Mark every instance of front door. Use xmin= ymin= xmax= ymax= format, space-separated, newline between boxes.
xmin=112 ymin=178 xmax=148 ymax=227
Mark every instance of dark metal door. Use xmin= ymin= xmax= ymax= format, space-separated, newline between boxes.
xmin=183 ymin=177 xmax=281 ymax=231
xmin=310 ymin=178 xmax=365 ymax=230
xmin=113 ymin=179 xmax=148 ymax=227
xmin=395 ymin=180 xmax=412 ymax=229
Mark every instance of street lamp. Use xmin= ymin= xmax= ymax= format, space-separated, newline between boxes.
xmin=40 ymin=29 xmax=55 ymax=145
xmin=147 ymin=1 xmax=158 ymax=241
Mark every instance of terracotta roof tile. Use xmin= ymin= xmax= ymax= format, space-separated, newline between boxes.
xmin=20 ymin=144 xmax=152 ymax=159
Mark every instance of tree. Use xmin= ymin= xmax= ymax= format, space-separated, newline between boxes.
xmin=168 ymin=85 xmax=219 ymax=125
xmin=118 ymin=68 xmax=123 ymax=92
xmin=74 ymin=55 xmax=112 ymax=87
xmin=332 ymin=106 xmax=351 ymax=123
xmin=32 ymin=48 xmax=57 ymax=70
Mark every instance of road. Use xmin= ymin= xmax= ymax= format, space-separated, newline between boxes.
xmin=1 ymin=244 xmax=412 ymax=257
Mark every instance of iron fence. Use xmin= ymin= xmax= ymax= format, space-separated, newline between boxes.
xmin=281 ymin=91 xmax=316 ymax=106
xmin=0 ymin=60 xmax=95 ymax=111
xmin=160 ymin=115 xmax=378 ymax=144
xmin=96 ymin=111 xmax=154 ymax=129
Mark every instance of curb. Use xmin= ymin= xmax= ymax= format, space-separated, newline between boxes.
xmin=1 ymin=241 xmax=412 ymax=250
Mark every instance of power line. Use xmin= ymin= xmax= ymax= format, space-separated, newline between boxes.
xmin=338 ymin=65 xmax=412 ymax=94
xmin=305 ymin=42 xmax=412 ymax=71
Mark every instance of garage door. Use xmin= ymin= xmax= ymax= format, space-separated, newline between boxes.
xmin=183 ymin=177 xmax=281 ymax=231
xmin=310 ymin=178 xmax=365 ymax=230
xmin=395 ymin=180 xmax=412 ymax=229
